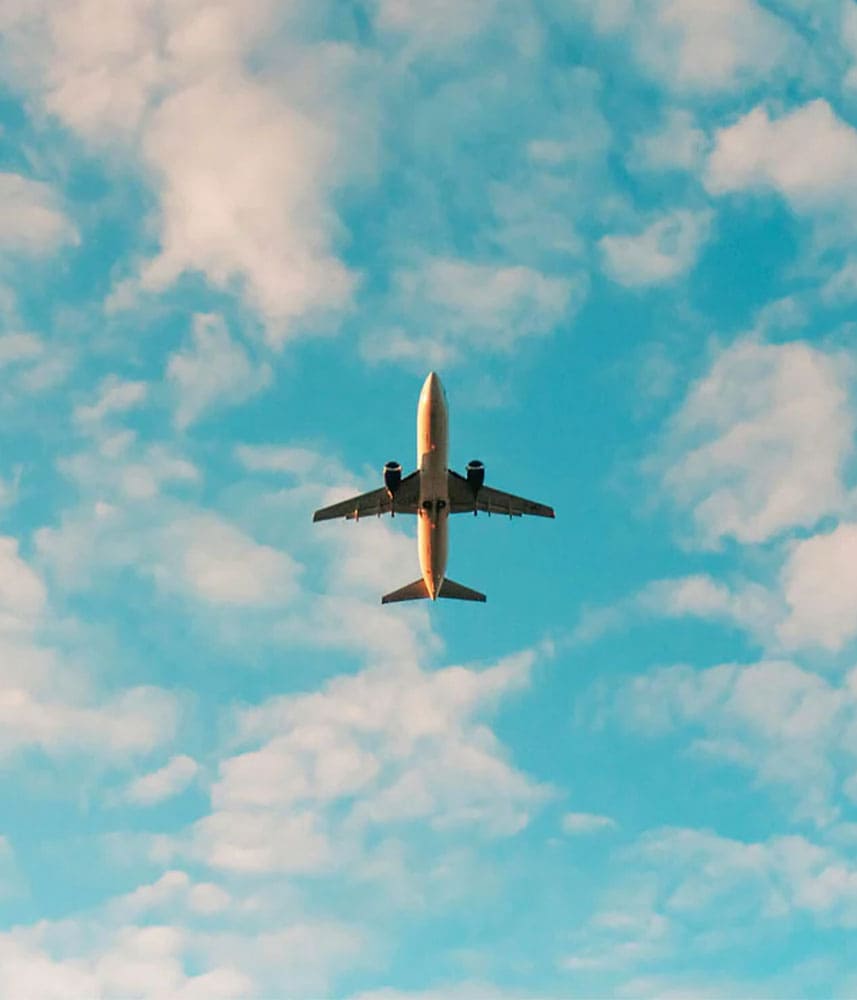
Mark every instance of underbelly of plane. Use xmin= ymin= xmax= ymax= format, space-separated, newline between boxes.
xmin=418 ymin=509 xmax=448 ymax=598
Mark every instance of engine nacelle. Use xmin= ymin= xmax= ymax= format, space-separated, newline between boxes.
xmin=466 ymin=459 xmax=485 ymax=492
xmin=384 ymin=461 xmax=402 ymax=495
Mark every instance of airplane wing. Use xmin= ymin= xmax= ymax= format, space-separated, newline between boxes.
xmin=447 ymin=470 xmax=555 ymax=518
xmin=313 ymin=471 xmax=420 ymax=522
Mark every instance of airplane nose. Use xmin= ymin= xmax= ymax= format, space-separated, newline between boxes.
xmin=423 ymin=371 xmax=442 ymax=400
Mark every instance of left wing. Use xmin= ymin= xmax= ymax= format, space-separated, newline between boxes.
xmin=447 ymin=470 xmax=554 ymax=518
xmin=313 ymin=471 xmax=420 ymax=522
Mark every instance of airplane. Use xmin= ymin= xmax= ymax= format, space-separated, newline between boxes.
xmin=312 ymin=372 xmax=555 ymax=604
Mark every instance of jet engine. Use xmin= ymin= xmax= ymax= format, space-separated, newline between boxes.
xmin=466 ymin=459 xmax=485 ymax=492
xmin=384 ymin=461 xmax=402 ymax=495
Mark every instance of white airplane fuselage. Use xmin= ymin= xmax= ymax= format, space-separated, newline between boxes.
xmin=416 ymin=372 xmax=449 ymax=599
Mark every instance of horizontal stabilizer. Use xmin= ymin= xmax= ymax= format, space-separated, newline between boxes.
xmin=381 ymin=579 xmax=429 ymax=604
xmin=438 ymin=578 xmax=486 ymax=602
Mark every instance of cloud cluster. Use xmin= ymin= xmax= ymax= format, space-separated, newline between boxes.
xmin=0 ymin=173 xmax=78 ymax=255
xmin=707 ymin=100 xmax=857 ymax=234
xmin=362 ymin=258 xmax=584 ymax=368
xmin=2 ymin=0 xmax=364 ymax=339
xmin=0 ymin=906 xmax=365 ymax=999
xmin=564 ymin=824 xmax=857 ymax=979
xmin=0 ymin=538 xmax=180 ymax=762
xmin=576 ymin=0 xmax=798 ymax=94
xmin=166 ymin=314 xmax=272 ymax=428
xmin=599 ymin=209 xmax=712 ymax=288
xmin=176 ymin=648 xmax=552 ymax=877
xmin=593 ymin=658 xmax=857 ymax=824
xmin=662 ymin=337 xmax=854 ymax=546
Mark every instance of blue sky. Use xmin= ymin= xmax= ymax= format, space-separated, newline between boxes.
xmin=1 ymin=0 xmax=857 ymax=996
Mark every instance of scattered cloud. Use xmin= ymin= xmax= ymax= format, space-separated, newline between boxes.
xmin=167 ymin=313 xmax=272 ymax=429
xmin=578 ymin=0 xmax=798 ymax=93
xmin=74 ymin=377 xmax=148 ymax=426
xmin=599 ymin=209 xmax=712 ymax=287
xmin=234 ymin=444 xmax=328 ymax=478
xmin=39 ymin=502 xmax=300 ymax=610
xmin=562 ymin=812 xmax=618 ymax=835
xmin=630 ymin=826 xmax=857 ymax=926
xmin=160 ymin=514 xmax=300 ymax=607
xmin=362 ymin=258 xmax=584 ymax=367
xmin=563 ymin=824 xmax=857 ymax=977
xmin=706 ymin=100 xmax=857 ymax=236
xmin=592 ymin=659 xmax=857 ymax=824
xmin=0 ymin=536 xmax=47 ymax=630
xmin=2 ymin=0 xmax=366 ymax=339
xmin=0 ymin=652 xmax=180 ymax=760
xmin=0 ymin=173 xmax=78 ymax=255
xmin=778 ymin=523 xmax=857 ymax=652
xmin=638 ymin=573 xmax=782 ymax=645
xmin=173 ymin=648 xmax=552 ymax=876
xmin=123 ymin=754 xmax=200 ymax=806
xmin=661 ymin=337 xmax=854 ymax=546
xmin=629 ymin=109 xmax=707 ymax=174
xmin=138 ymin=69 xmax=359 ymax=340
xmin=375 ymin=0 xmax=498 ymax=49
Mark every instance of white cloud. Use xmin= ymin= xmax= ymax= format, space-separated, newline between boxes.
xmin=362 ymin=258 xmax=584 ymax=366
xmin=167 ymin=314 xmax=272 ymax=429
xmin=0 ymin=173 xmax=77 ymax=255
xmin=778 ymin=523 xmax=857 ymax=652
xmin=638 ymin=574 xmax=782 ymax=644
xmin=234 ymin=444 xmax=327 ymax=478
xmin=662 ymin=338 xmax=854 ymax=546
xmin=0 ymin=922 xmax=253 ymax=1000
xmin=565 ymin=824 xmax=857 ymax=979
xmin=706 ymin=100 xmax=857 ymax=228
xmin=139 ymin=70 xmax=357 ymax=340
xmin=631 ymin=826 xmax=857 ymax=926
xmin=37 ymin=424 xmax=299 ymax=609
xmin=0 ymin=895 xmax=369 ymax=999
xmin=350 ymin=985 xmax=532 ymax=1000
xmin=124 ymin=754 xmax=200 ymax=806
xmin=844 ymin=0 xmax=857 ymax=88
xmin=0 ymin=541 xmax=180 ymax=763
xmin=0 ymin=332 xmax=43 ymax=367
xmin=0 ymin=666 xmax=180 ymax=760
xmin=562 ymin=812 xmax=618 ymax=835
xmin=108 ymin=869 xmax=232 ymax=921
xmin=160 ymin=514 xmax=300 ymax=607
xmin=581 ymin=0 xmax=797 ymax=93
xmin=598 ymin=659 xmax=855 ymax=824
xmin=822 ymin=255 xmax=857 ymax=303
xmin=187 ymin=882 xmax=231 ymax=916
xmin=599 ymin=209 xmax=712 ymax=287
xmin=0 ymin=334 xmax=70 ymax=400
xmin=0 ymin=536 xmax=47 ymax=631
xmin=630 ymin=109 xmax=707 ymax=173
xmin=375 ymin=0 xmax=498 ymax=47
xmin=178 ymin=648 xmax=552 ymax=876
xmin=3 ymin=0 xmax=364 ymax=339
xmin=74 ymin=376 xmax=148 ymax=425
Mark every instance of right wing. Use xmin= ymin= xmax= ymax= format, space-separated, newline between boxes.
xmin=447 ymin=470 xmax=554 ymax=518
xmin=313 ymin=471 xmax=420 ymax=522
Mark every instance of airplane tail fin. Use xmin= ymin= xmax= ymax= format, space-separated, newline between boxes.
xmin=381 ymin=579 xmax=429 ymax=604
xmin=381 ymin=577 xmax=486 ymax=604
xmin=438 ymin=578 xmax=486 ymax=602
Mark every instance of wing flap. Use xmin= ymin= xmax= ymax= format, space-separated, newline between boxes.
xmin=313 ymin=470 xmax=420 ymax=522
xmin=447 ymin=470 xmax=554 ymax=518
